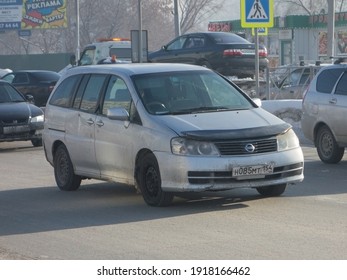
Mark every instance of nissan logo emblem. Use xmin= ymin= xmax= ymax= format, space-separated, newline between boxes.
xmin=245 ymin=143 xmax=255 ymax=153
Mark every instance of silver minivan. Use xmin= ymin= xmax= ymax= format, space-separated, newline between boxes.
xmin=302 ymin=63 xmax=347 ymax=163
xmin=43 ymin=64 xmax=304 ymax=206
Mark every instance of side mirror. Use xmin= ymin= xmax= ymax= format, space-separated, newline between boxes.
xmin=107 ymin=107 xmax=129 ymax=121
xmin=25 ymin=94 xmax=35 ymax=104
xmin=161 ymin=45 xmax=168 ymax=51
xmin=70 ymin=54 xmax=76 ymax=66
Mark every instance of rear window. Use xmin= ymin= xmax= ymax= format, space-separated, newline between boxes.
xmin=208 ymin=33 xmax=251 ymax=44
xmin=33 ymin=72 xmax=60 ymax=81
xmin=316 ymin=68 xmax=344 ymax=93
xmin=109 ymin=48 xmax=132 ymax=59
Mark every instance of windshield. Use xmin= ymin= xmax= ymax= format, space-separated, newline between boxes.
xmin=132 ymin=71 xmax=253 ymax=115
xmin=0 ymin=83 xmax=26 ymax=103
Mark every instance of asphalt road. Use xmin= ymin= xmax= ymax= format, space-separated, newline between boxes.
xmin=0 ymin=141 xmax=346 ymax=260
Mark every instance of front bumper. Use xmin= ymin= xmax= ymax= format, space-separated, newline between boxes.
xmin=155 ymin=146 xmax=304 ymax=192
xmin=0 ymin=122 xmax=43 ymax=142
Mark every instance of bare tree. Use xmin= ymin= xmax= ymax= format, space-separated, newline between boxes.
xmin=179 ymin=0 xmax=226 ymax=34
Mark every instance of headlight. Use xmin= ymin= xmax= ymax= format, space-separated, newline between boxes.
xmin=30 ymin=115 xmax=44 ymax=123
xmin=277 ymin=129 xmax=300 ymax=151
xmin=171 ymin=137 xmax=220 ymax=156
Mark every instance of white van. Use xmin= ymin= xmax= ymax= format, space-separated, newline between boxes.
xmin=78 ymin=38 xmax=131 ymax=65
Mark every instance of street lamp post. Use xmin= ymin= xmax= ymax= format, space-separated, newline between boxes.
xmin=76 ymin=0 xmax=80 ymax=61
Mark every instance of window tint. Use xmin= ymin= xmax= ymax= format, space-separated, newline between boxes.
xmin=335 ymin=72 xmax=347 ymax=96
xmin=316 ymin=68 xmax=344 ymax=93
xmin=209 ymin=32 xmax=251 ymax=44
xmin=102 ymin=75 xmax=131 ymax=115
xmin=32 ymin=72 xmax=60 ymax=81
xmin=167 ymin=37 xmax=187 ymax=50
xmin=49 ymin=75 xmax=81 ymax=107
xmin=2 ymin=74 xmax=14 ymax=83
xmin=13 ymin=73 xmax=29 ymax=84
xmin=80 ymin=74 xmax=107 ymax=113
xmin=184 ymin=36 xmax=205 ymax=48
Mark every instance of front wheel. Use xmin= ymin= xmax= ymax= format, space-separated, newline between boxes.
xmin=256 ymin=184 xmax=287 ymax=197
xmin=31 ymin=138 xmax=42 ymax=147
xmin=53 ymin=145 xmax=81 ymax=191
xmin=316 ymin=125 xmax=344 ymax=164
xmin=138 ymin=153 xmax=174 ymax=207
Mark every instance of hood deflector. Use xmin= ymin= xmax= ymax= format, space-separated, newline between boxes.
xmin=181 ymin=123 xmax=292 ymax=141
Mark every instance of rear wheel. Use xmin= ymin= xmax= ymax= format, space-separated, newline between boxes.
xmin=316 ymin=125 xmax=344 ymax=164
xmin=53 ymin=145 xmax=81 ymax=191
xmin=256 ymin=184 xmax=287 ymax=197
xmin=138 ymin=153 xmax=174 ymax=207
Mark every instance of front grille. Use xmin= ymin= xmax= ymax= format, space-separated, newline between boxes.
xmin=188 ymin=162 xmax=303 ymax=184
xmin=1 ymin=118 xmax=28 ymax=125
xmin=214 ymin=138 xmax=277 ymax=155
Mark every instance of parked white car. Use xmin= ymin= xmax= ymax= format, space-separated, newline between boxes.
xmin=43 ymin=63 xmax=304 ymax=206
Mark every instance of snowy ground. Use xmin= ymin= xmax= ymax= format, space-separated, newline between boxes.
xmin=261 ymin=100 xmax=312 ymax=145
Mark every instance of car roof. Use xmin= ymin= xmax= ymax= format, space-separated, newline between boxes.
xmin=62 ymin=63 xmax=211 ymax=78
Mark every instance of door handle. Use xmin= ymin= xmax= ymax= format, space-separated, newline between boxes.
xmin=96 ymin=120 xmax=104 ymax=127
xmin=86 ymin=118 xmax=94 ymax=125
xmin=329 ymin=98 xmax=337 ymax=104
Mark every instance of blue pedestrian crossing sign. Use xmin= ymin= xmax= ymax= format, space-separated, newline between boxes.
xmin=241 ymin=0 xmax=274 ymax=28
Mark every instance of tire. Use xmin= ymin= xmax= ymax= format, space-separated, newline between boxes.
xmin=256 ymin=184 xmax=287 ymax=197
xmin=31 ymin=138 xmax=42 ymax=147
xmin=53 ymin=145 xmax=81 ymax=191
xmin=316 ymin=125 xmax=344 ymax=164
xmin=138 ymin=153 xmax=174 ymax=207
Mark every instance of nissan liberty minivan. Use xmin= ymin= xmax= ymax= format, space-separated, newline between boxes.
xmin=43 ymin=63 xmax=304 ymax=206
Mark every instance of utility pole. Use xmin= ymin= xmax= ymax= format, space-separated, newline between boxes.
xmin=138 ymin=0 xmax=143 ymax=63
xmin=327 ymin=0 xmax=335 ymax=58
xmin=174 ymin=0 xmax=180 ymax=37
xmin=76 ymin=0 xmax=80 ymax=60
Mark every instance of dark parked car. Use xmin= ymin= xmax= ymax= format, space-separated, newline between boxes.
xmin=0 ymin=80 xmax=44 ymax=147
xmin=148 ymin=32 xmax=268 ymax=78
xmin=1 ymin=70 xmax=60 ymax=107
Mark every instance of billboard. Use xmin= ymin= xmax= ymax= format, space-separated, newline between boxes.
xmin=21 ymin=0 xmax=67 ymax=29
xmin=0 ymin=0 xmax=22 ymax=30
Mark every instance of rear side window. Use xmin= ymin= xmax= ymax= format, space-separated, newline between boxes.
xmin=334 ymin=72 xmax=347 ymax=96
xmin=49 ymin=75 xmax=81 ymax=107
xmin=316 ymin=68 xmax=344 ymax=93
xmin=79 ymin=74 xmax=108 ymax=113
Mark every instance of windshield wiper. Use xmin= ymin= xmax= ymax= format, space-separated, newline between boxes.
xmin=170 ymin=106 xmax=229 ymax=115
xmin=191 ymin=106 xmax=229 ymax=113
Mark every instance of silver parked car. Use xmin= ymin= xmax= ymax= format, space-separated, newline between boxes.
xmin=302 ymin=63 xmax=347 ymax=163
xmin=43 ymin=63 xmax=304 ymax=206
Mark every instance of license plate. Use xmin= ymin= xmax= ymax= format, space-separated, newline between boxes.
xmin=232 ymin=163 xmax=274 ymax=177
xmin=3 ymin=125 xmax=30 ymax=134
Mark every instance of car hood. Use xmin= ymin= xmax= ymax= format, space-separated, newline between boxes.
xmin=157 ymin=108 xmax=291 ymax=140
xmin=0 ymin=102 xmax=43 ymax=121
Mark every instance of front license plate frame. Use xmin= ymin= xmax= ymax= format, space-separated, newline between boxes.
xmin=3 ymin=125 xmax=30 ymax=134
xmin=232 ymin=163 xmax=274 ymax=178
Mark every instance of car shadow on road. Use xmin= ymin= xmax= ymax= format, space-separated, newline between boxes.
xmin=0 ymin=182 xmax=266 ymax=236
